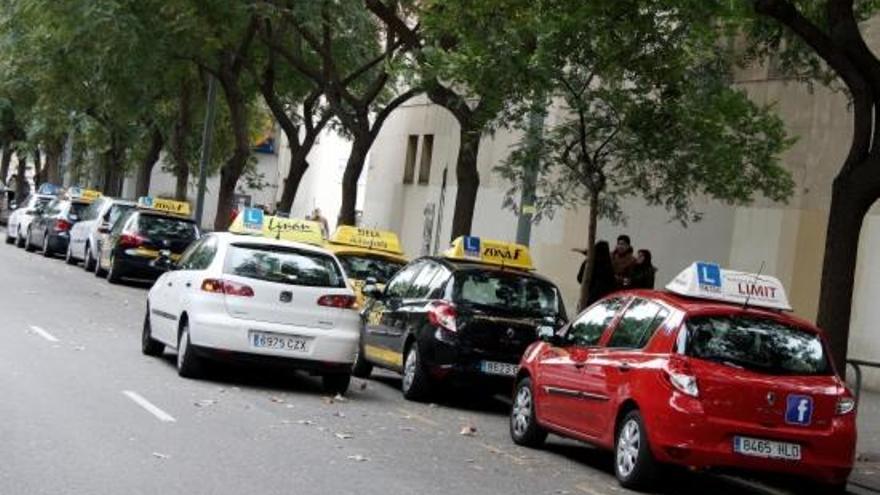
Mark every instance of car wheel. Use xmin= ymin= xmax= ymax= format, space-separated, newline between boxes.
xmin=15 ymin=227 xmax=25 ymax=248
xmin=64 ymin=243 xmax=76 ymax=265
xmin=141 ymin=308 xmax=164 ymax=357
xmin=41 ymin=231 xmax=52 ymax=258
xmin=322 ymin=373 xmax=351 ymax=396
xmin=351 ymin=338 xmax=373 ymax=379
xmin=4 ymin=229 xmax=13 ymax=244
xmin=510 ymin=377 xmax=548 ymax=448
xmin=94 ymin=248 xmax=107 ymax=277
xmin=106 ymin=255 xmax=123 ymax=284
xmin=401 ymin=343 xmax=431 ymax=401
xmin=83 ymin=244 xmax=96 ymax=272
xmin=24 ymin=228 xmax=36 ymax=252
xmin=176 ymin=322 xmax=202 ymax=378
xmin=614 ymin=410 xmax=658 ymax=490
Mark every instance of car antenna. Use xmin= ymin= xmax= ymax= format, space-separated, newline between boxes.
xmin=742 ymin=260 xmax=766 ymax=311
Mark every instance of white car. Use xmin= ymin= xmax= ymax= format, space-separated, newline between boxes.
xmin=5 ymin=194 xmax=55 ymax=247
xmin=143 ymin=232 xmax=360 ymax=394
xmin=66 ymin=197 xmax=136 ymax=270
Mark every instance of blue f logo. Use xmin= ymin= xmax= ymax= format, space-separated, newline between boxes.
xmin=785 ymin=395 xmax=813 ymax=426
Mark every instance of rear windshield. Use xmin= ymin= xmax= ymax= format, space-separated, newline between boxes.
xmin=453 ymin=270 xmax=563 ymax=318
xmin=69 ymin=201 xmax=90 ymax=217
xmin=684 ymin=316 xmax=831 ymax=376
xmin=137 ymin=214 xmax=199 ymax=241
xmin=337 ymin=254 xmax=405 ymax=284
xmin=107 ymin=204 xmax=134 ymax=224
xmin=224 ymin=244 xmax=346 ymax=288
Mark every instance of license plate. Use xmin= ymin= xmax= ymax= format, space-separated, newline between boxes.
xmin=733 ymin=436 xmax=801 ymax=461
xmin=250 ymin=331 xmax=311 ymax=353
xmin=480 ymin=360 xmax=518 ymax=377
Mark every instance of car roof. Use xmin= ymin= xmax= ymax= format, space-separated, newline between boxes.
xmin=136 ymin=210 xmax=196 ymax=223
xmin=212 ymin=231 xmax=336 ymax=257
xmin=618 ymin=289 xmax=821 ymax=334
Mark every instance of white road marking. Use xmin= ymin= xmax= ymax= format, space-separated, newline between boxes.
xmin=122 ymin=390 xmax=176 ymax=423
xmin=28 ymin=325 xmax=59 ymax=342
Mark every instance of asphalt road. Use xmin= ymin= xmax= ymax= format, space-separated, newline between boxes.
xmin=0 ymin=227 xmax=869 ymax=495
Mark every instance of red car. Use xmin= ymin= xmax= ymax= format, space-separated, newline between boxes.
xmin=510 ymin=263 xmax=856 ymax=492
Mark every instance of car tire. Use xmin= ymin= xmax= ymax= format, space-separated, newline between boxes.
xmin=510 ymin=377 xmax=548 ymax=448
xmin=24 ymin=228 xmax=36 ymax=252
xmin=322 ymin=373 xmax=352 ymax=396
xmin=15 ymin=227 xmax=25 ymax=248
xmin=94 ymin=248 xmax=107 ymax=277
xmin=614 ymin=410 xmax=658 ymax=490
xmin=41 ymin=231 xmax=52 ymax=258
xmin=83 ymin=244 xmax=96 ymax=272
xmin=351 ymin=339 xmax=374 ymax=379
xmin=141 ymin=308 xmax=164 ymax=357
xmin=176 ymin=322 xmax=202 ymax=378
xmin=4 ymin=230 xmax=13 ymax=244
xmin=64 ymin=243 xmax=77 ymax=265
xmin=401 ymin=343 xmax=431 ymax=401
xmin=106 ymin=255 xmax=123 ymax=284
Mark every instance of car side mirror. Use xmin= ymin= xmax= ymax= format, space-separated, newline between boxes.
xmin=570 ymin=347 xmax=589 ymax=364
xmin=69 ymin=214 xmax=79 ymax=222
xmin=97 ymin=223 xmax=111 ymax=234
xmin=538 ymin=324 xmax=564 ymax=346
xmin=362 ymin=277 xmax=384 ymax=299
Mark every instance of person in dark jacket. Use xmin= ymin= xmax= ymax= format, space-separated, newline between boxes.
xmin=630 ymin=249 xmax=657 ymax=289
xmin=577 ymin=241 xmax=617 ymax=306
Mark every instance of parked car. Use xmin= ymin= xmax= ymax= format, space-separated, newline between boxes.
xmin=510 ymin=262 xmax=856 ymax=492
xmin=24 ymin=196 xmax=93 ymax=257
xmin=325 ymin=226 xmax=408 ymax=308
xmin=142 ymin=232 xmax=359 ymax=394
xmin=66 ymin=196 xmax=135 ymax=269
xmin=96 ymin=197 xmax=200 ymax=283
xmin=354 ymin=236 xmax=567 ymax=401
xmin=5 ymin=193 xmax=55 ymax=247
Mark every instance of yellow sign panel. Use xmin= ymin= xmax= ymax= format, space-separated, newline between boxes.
xmin=68 ymin=187 xmax=102 ymax=202
xmin=444 ymin=236 xmax=534 ymax=271
xmin=328 ymin=226 xmax=404 ymax=255
xmin=137 ymin=196 xmax=191 ymax=217
xmin=229 ymin=210 xmax=324 ymax=246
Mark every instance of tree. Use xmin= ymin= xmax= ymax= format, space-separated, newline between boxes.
xmin=735 ymin=0 xmax=880 ymax=372
xmin=494 ymin=0 xmax=795 ymax=310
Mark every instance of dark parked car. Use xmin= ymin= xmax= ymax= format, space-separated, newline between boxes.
xmin=24 ymin=197 xmax=92 ymax=257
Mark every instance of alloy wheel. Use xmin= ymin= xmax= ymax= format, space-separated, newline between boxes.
xmin=177 ymin=326 xmax=189 ymax=370
xmin=617 ymin=419 xmax=641 ymax=478
xmin=402 ymin=347 xmax=417 ymax=392
xmin=512 ymin=384 xmax=533 ymax=438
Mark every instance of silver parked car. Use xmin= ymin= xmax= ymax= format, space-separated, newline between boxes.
xmin=66 ymin=196 xmax=136 ymax=270
xmin=5 ymin=194 xmax=55 ymax=247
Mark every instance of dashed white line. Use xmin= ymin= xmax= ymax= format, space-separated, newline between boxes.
xmin=123 ymin=390 xmax=176 ymax=423
xmin=28 ymin=325 xmax=59 ymax=342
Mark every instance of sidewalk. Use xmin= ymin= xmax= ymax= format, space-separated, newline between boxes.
xmin=851 ymin=388 xmax=880 ymax=492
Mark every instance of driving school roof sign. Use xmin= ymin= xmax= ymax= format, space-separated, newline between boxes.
xmin=666 ymin=262 xmax=792 ymax=311
xmin=137 ymin=196 xmax=191 ymax=217
xmin=328 ymin=226 xmax=404 ymax=255
xmin=444 ymin=236 xmax=534 ymax=271
xmin=229 ymin=209 xmax=324 ymax=246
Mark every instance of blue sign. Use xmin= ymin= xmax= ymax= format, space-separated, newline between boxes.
xmin=785 ymin=395 xmax=813 ymax=426
xmin=463 ymin=236 xmax=481 ymax=258
xmin=243 ymin=207 xmax=265 ymax=230
xmin=696 ymin=262 xmax=722 ymax=288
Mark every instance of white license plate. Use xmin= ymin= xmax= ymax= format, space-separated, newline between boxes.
xmin=480 ymin=361 xmax=518 ymax=377
xmin=733 ymin=436 xmax=801 ymax=461
xmin=250 ymin=331 xmax=311 ymax=353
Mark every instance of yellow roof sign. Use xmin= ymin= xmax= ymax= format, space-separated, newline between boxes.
xmin=444 ymin=236 xmax=534 ymax=271
xmin=68 ymin=187 xmax=102 ymax=202
xmin=229 ymin=208 xmax=324 ymax=246
xmin=137 ymin=196 xmax=191 ymax=217
xmin=328 ymin=226 xmax=404 ymax=256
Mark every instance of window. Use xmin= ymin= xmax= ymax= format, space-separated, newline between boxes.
xmin=417 ymin=134 xmax=434 ymax=185
xmin=105 ymin=203 xmax=134 ymax=226
xmin=224 ymin=243 xmax=345 ymax=288
xmin=384 ymin=261 xmax=425 ymax=298
xmin=179 ymin=236 xmax=218 ymax=271
xmin=402 ymin=135 xmax=419 ymax=184
xmin=409 ymin=262 xmax=447 ymax=299
xmin=113 ymin=211 xmax=135 ymax=235
xmin=566 ymin=298 xmax=625 ymax=347
xmin=453 ymin=270 xmax=564 ymax=319
xmin=684 ymin=315 xmax=831 ymax=376
xmin=81 ymin=200 xmax=102 ymax=221
xmin=137 ymin=214 xmax=199 ymax=242
xmin=336 ymin=254 xmax=405 ymax=285
xmin=69 ymin=201 xmax=90 ymax=218
xmin=607 ymin=299 xmax=669 ymax=349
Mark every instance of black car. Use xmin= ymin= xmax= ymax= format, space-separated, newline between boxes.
xmin=96 ymin=208 xmax=200 ymax=283
xmin=353 ymin=250 xmax=567 ymax=400
xmin=24 ymin=198 xmax=91 ymax=257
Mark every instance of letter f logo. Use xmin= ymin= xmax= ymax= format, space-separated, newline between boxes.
xmin=785 ymin=395 xmax=813 ymax=426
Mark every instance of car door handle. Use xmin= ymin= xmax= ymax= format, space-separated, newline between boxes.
xmin=574 ymin=362 xmax=586 ymax=369
xmin=618 ymin=363 xmax=632 ymax=372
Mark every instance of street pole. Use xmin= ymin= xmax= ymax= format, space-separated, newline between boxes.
xmin=515 ymin=100 xmax=546 ymax=246
xmin=195 ymin=76 xmax=218 ymax=228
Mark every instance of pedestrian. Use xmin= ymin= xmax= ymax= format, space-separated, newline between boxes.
xmin=577 ymin=240 xmax=617 ymax=307
xmin=611 ymin=234 xmax=636 ymax=288
xmin=310 ymin=207 xmax=330 ymax=239
xmin=630 ymin=249 xmax=657 ymax=289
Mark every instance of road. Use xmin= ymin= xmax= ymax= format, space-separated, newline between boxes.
xmin=0 ymin=227 xmax=870 ymax=495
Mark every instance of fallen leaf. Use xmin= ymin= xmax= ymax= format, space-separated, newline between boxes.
xmin=333 ymin=394 xmax=348 ymax=402
xmin=347 ymin=455 xmax=369 ymax=462
xmin=269 ymin=396 xmax=285 ymax=404
xmin=358 ymin=381 xmax=367 ymax=391
xmin=151 ymin=452 xmax=169 ymax=459
xmin=194 ymin=399 xmax=217 ymax=408
xmin=459 ymin=425 xmax=477 ymax=437
xmin=296 ymin=420 xmax=314 ymax=426
xmin=399 ymin=426 xmax=416 ymax=432
xmin=334 ymin=433 xmax=353 ymax=440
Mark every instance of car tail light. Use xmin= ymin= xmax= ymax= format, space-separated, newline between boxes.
xmin=664 ymin=358 xmax=699 ymax=397
xmin=201 ymin=278 xmax=254 ymax=297
xmin=54 ymin=219 xmax=72 ymax=232
xmin=119 ymin=233 xmax=146 ymax=248
xmin=428 ymin=301 xmax=457 ymax=332
xmin=836 ymin=396 xmax=856 ymax=415
xmin=317 ymin=294 xmax=357 ymax=309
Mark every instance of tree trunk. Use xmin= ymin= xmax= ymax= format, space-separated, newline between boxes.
xmin=577 ymin=191 xmax=600 ymax=312
xmin=338 ymin=136 xmax=372 ymax=227
xmin=0 ymin=147 xmax=12 ymax=184
xmin=136 ymin=127 xmax=164 ymax=198
xmin=816 ymin=166 xmax=880 ymax=374
xmin=14 ymin=153 xmax=27 ymax=200
xmin=450 ymin=127 xmax=481 ymax=240
xmin=43 ymin=137 xmax=64 ymax=186
xmin=213 ymin=70 xmax=251 ymax=232
xmin=171 ymin=79 xmax=194 ymax=201
xmin=278 ymin=148 xmax=310 ymax=214
xmin=33 ymin=150 xmax=44 ymax=185
xmin=102 ymin=135 xmax=126 ymax=197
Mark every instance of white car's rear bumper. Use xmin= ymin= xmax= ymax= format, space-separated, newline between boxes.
xmin=189 ymin=311 xmax=360 ymax=365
